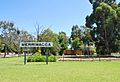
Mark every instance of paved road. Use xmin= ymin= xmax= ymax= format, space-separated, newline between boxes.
xmin=0 ymin=53 xmax=31 ymax=58
xmin=0 ymin=53 xmax=19 ymax=58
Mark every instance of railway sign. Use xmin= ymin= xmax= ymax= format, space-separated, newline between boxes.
xmin=20 ymin=42 xmax=53 ymax=65
xmin=20 ymin=42 xmax=53 ymax=47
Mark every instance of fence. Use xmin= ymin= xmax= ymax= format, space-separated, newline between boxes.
xmin=64 ymin=50 xmax=84 ymax=55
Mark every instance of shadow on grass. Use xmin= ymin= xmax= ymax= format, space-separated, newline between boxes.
xmin=13 ymin=62 xmax=50 ymax=66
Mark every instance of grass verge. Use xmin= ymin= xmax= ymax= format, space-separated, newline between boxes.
xmin=0 ymin=57 xmax=120 ymax=82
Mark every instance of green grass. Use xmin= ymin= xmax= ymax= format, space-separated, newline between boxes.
xmin=0 ymin=57 xmax=120 ymax=82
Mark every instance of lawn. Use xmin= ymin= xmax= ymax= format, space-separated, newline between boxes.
xmin=0 ymin=57 xmax=120 ymax=82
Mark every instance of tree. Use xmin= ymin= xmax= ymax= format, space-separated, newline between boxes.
xmin=70 ymin=25 xmax=83 ymax=50
xmin=0 ymin=36 xmax=2 ymax=55
xmin=86 ymin=1 xmax=120 ymax=55
xmin=34 ymin=23 xmax=44 ymax=42
xmin=72 ymin=37 xmax=83 ymax=50
xmin=89 ymin=0 xmax=116 ymax=10
xmin=0 ymin=21 xmax=17 ymax=57
xmin=20 ymin=30 xmax=34 ymax=42
xmin=71 ymin=25 xmax=82 ymax=40
xmin=95 ymin=3 xmax=117 ymax=55
xmin=58 ymin=32 xmax=68 ymax=55
xmin=80 ymin=26 xmax=93 ymax=46
xmin=0 ymin=21 xmax=34 ymax=57
xmin=39 ymin=28 xmax=61 ymax=55
xmin=86 ymin=0 xmax=116 ymax=29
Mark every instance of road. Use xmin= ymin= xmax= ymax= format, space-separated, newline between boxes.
xmin=0 ymin=53 xmax=19 ymax=58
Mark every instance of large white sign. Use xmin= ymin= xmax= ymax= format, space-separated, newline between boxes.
xmin=20 ymin=42 xmax=53 ymax=47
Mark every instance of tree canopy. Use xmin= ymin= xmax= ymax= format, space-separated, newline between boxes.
xmin=86 ymin=0 xmax=120 ymax=55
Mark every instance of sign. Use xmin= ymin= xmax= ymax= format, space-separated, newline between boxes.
xmin=20 ymin=42 xmax=53 ymax=47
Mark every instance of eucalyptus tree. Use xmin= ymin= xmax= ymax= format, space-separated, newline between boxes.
xmin=71 ymin=25 xmax=82 ymax=40
xmin=0 ymin=21 xmax=17 ymax=57
xmin=0 ymin=21 xmax=34 ymax=57
xmin=86 ymin=0 xmax=120 ymax=55
xmin=89 ymin=0 xmax=116 ymax=10
xmin=70 ymin=25 xmax=83 ymax=50
xmin=58 ymin=32 xmax=68 ymax=55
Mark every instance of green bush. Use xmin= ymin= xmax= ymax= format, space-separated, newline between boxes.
xmin=27 ymin=56 xmax=35 ymax=62
xmin=37 ymin=56 xmax=46 ymax=62
xmin=27 ymin=53 xmax=57 ymax=62
xmin=34 ymin=52 xmax=41 ymax=56
xmin=27 ymin=56 xmax=32 ymax=62
xmin=48 ymin=55 xmax=57 ymax=62
xmin=34 ymin=55 xmax=41 ymax=62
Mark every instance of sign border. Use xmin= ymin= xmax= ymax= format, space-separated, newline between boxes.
xmin=20 ymin=42 xmax=53 ymax=47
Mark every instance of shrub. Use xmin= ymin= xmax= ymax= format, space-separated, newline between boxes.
xmin=27 ymin=56 xmax=32 ymax=62
xmin=27 ymin=54 xmax=57 ymax=62
xmin=27 ymin=52 xmax=40 ymax=62
xmin=27 ymin=56 xmax=35 ymax=62
xmin=34 ymin=55 xmax=41 ymax=62
xmin=48 ymin=55 xmax=57 ymax=62
xmin=40 ymin=56 xmax=46 ymax=62
xmin=34 ymin=52 xmax=41 ymax=56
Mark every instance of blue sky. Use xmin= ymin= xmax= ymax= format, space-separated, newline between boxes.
xmin=0 ymin=0 xmax=119 ymax=36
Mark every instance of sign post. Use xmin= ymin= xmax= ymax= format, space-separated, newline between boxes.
xmin=20 ymin=42 xmax=53 ymax=65
xmin=24 ymin=50 xmax=27 ymax=65
xmin=23 ymin=47 xmax=27 ymax=65
xmin=45 ymin=49 xmax=49 ymax=65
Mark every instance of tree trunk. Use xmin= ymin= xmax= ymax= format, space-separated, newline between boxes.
xmin=3 ymin=52 xmax=6 ymax=58
xmin=3 ymin=44 xmax=7 ymax=58
xmin=103 ymin=16 xmax=110 ymax=55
